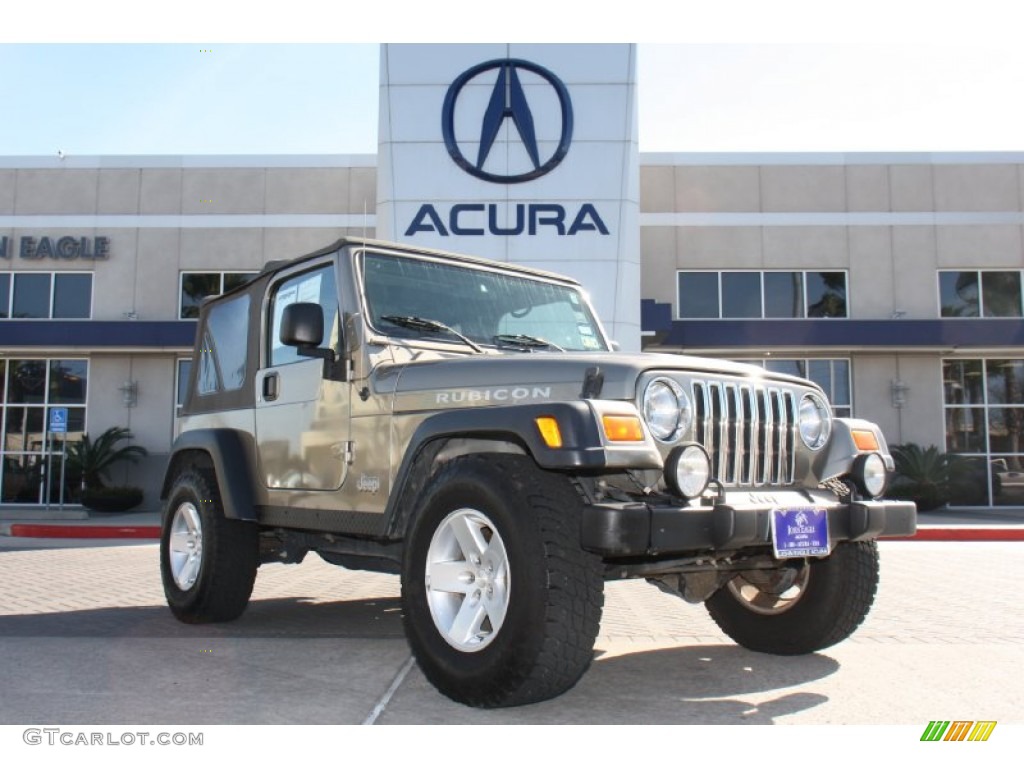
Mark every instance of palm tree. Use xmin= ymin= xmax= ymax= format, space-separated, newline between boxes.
xmin=889 ymin=443 xmax=982 ymax=510
xmin=66 ymin=427 xmax=148 ymax=490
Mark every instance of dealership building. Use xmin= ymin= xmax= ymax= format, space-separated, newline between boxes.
xmin=1 ymin=43 xmax=1022 ymax=509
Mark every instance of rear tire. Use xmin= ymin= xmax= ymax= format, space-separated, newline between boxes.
xmin=160 ymin=468 xmax=259 ymax=624
xmin=401 ymin=454 xmax=604 ymax=707
xmin=705 ymin=541 xmax=879 ymax=655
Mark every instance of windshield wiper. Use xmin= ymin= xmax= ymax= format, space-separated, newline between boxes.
xmin=493 ymin=333 xmax=566 ymax=352
xmin=380 ymin=315 xmax=484 ymax=353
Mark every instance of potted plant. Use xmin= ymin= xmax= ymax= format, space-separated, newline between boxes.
xmin=888 ymin=443 xmax=982 ymax=511
xmin=66 ymin=427 xmax=149 ymax=512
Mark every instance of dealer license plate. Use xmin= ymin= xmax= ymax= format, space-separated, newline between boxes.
xmin=771 ymin=507 xmax=831 ymax=559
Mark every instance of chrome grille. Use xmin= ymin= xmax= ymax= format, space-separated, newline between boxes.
xmin=692 ymin=381 xmax=797 ymax=486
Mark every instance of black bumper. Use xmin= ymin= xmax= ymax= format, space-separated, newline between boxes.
xmin=581 ymin=499 xmax=918 ymax=556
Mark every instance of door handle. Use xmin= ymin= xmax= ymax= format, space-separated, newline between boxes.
xmin=263 ymin=372 xmax=280 ymax=402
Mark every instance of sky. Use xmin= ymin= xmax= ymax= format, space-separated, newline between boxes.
xmin=3 ymin=0 xmax=1024 ymax=158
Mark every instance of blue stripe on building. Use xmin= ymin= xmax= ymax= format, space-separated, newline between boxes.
xmin=641 ymin=300 xmax=1024 ymax=349
xmin=0 ymin=322 xmax=197 ymax=348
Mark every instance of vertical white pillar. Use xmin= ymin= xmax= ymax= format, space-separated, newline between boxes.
xmin=377 ymin=44 xmax=640 ymax=350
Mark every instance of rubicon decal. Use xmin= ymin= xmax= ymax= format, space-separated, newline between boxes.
xmin=435 ymin=387 xmax=552 ymax=405
xmin=920 ymin=720 xmax=997 ymax=742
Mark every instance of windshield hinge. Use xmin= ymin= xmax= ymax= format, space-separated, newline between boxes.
xmin=581 ymin=366 xmax=604 ymax=399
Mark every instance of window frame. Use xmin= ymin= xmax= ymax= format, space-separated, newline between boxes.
xmin=0 ymin=357 xmax=90 ymax=506
xmin=1 ymin=271 xmax=94 ymax=320
xmin=676 ymin=269 xmax=849 ymax=320
xmin=179 ymin=270 xmax=258 ymax=320
xmin=265 ymin=260 xmax=340 ymax=369
xmin=938 ymin=269 xmax=1024 ymax=318
xmin=942 ymin=356 xmax=1024 ymax=506
xmin=738 ymin=357 xmax=853 ymax=417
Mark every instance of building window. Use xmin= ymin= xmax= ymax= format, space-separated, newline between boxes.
xmin=943 ymin=358 xmax=1024 ymax=506
xmin=939 ymin=270 xmax=1023 ymax=318
xmin=677 ymin=271 xmax=847 ymax=319
xmin=0 ymin=273 xmax=93 ymax=319
xmin=740 ymin=358 xmax=852 ymax=417
xmin=180 ymin=271 xmax=257 ymax=319
xmin=0 ymin=358 xmax=88 ymax=505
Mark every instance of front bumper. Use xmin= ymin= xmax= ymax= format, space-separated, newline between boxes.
xmin=581 ymin=497 xmax=917 ymax=556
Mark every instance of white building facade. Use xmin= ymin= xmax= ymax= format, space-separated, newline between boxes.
xmin=0 ymin=45 xmax=1021 ymax=508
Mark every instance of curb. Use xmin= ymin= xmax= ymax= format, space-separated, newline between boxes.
xmin=7 ymin=524 xmax=161 ymax=540
xmin=891 ymin=526 xmax=1024 ymax=542
xmin=2 ymin=524 xmax=1022 ymax=542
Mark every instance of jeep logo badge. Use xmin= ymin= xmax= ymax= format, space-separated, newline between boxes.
xmin=357 ymin=474 xmax=381 ymax=494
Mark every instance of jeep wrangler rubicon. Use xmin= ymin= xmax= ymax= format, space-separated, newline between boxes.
xmin=161 ymin=238 xmax=916 ymax=708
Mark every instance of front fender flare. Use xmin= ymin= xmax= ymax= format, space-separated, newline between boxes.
xmin=382 ymin=400 xmax=660 ymax=539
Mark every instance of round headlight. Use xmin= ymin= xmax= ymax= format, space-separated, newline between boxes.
xmin=798 ymin=393 xmax=832 ymax=450
xmin=853 ymin=452 xmax=888 ymax=498
xmin=642 ymin=378 xmax=692 ymax=442
xmin=665 ymin=444 xmax=711 ymax=500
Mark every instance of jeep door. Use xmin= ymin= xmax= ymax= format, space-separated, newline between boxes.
xmin=255 ymin=260 xmax=350 ymax=493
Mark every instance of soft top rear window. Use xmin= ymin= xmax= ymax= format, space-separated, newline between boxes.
xmin=197 ymin=293 xmax=250 ymax=395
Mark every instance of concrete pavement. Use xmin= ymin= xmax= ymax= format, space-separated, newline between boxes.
xmin=0 ymin=540 xmax=1021 ymax=725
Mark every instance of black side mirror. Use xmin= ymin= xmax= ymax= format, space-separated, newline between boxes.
xmin=279 ymin=302 xmax=346 ymax=380
xmin=281 ymin=302 xmax=324 ymax=348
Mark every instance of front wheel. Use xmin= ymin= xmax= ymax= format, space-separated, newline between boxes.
xmin=401 ymin=454 xmax=604 ymax=708
xmin=705 ymin=541 xmax=880 ymax=655
xmin=160 ymin=468 xmax=259 ymax=624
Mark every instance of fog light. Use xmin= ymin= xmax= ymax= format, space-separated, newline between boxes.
xmin=665 ymin=443 xmax=711 ymax=500
xmin=852 ymin=452 xmax=888 ymax=498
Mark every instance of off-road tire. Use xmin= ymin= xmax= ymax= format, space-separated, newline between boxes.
xmin=705 ymin=541 xmax=879 ymax=655
xmin=160 ymin=468 xmax=259 ymax=624
xmin=401 ymin=454 xmax=604 ymax=708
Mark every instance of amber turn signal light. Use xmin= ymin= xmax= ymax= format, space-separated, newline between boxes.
xmin=602 ymin=415 xmax=645 ymax=442
xmin=535 ymin=416 xmax=563 ymax=448
xmin=852 ymin=429 xmax=879 ymax=452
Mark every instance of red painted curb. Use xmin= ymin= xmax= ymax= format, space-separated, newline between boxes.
xmin=9 ymin=524 xmax=161 ymax=539
xmin=889 ymin=527 xmax=1024 ymax=542
xmin=5 ymin=525 xmax=1022 ymax=542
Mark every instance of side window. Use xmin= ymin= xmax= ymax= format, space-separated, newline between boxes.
xmin=268 ymin=264 xmax=339 ymax=368
xmin=175 ymin=359 xmax=192 ymax=415
xmin=196 ymin=294 xmax=250 ymax=395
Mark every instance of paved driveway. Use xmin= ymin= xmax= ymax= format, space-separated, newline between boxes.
xmin=0 ymin=542 xmax=1021 ymax=725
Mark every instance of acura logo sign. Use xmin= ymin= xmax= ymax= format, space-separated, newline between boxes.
xmin=441 ymin=59 xmax=574 ymax=184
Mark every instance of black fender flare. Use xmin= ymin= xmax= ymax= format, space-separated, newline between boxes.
xmin=161 ymin=429 xmax=258 ymax=522
xmin=382 ymin=401 xmax=607 ymax=539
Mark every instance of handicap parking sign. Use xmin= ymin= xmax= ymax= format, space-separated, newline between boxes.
xmin=49 ymin=407 xmax=68 ymax=434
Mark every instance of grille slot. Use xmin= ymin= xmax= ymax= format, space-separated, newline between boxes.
xmin=693 ymin=380 xmax=796 ymax=486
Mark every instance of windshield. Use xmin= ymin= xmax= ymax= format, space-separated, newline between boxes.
xmin=360 ymin=252 xmax=608 ymax=352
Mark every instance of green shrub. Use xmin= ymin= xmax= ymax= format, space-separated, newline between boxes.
xmin=67 ymin=426 xmax=148 ymax=491
xmin=888 ymin=443 xmax=982 ymax=511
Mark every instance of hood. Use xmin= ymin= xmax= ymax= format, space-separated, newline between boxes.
xmin=379 ymin=350 xmax=813 ymax=408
